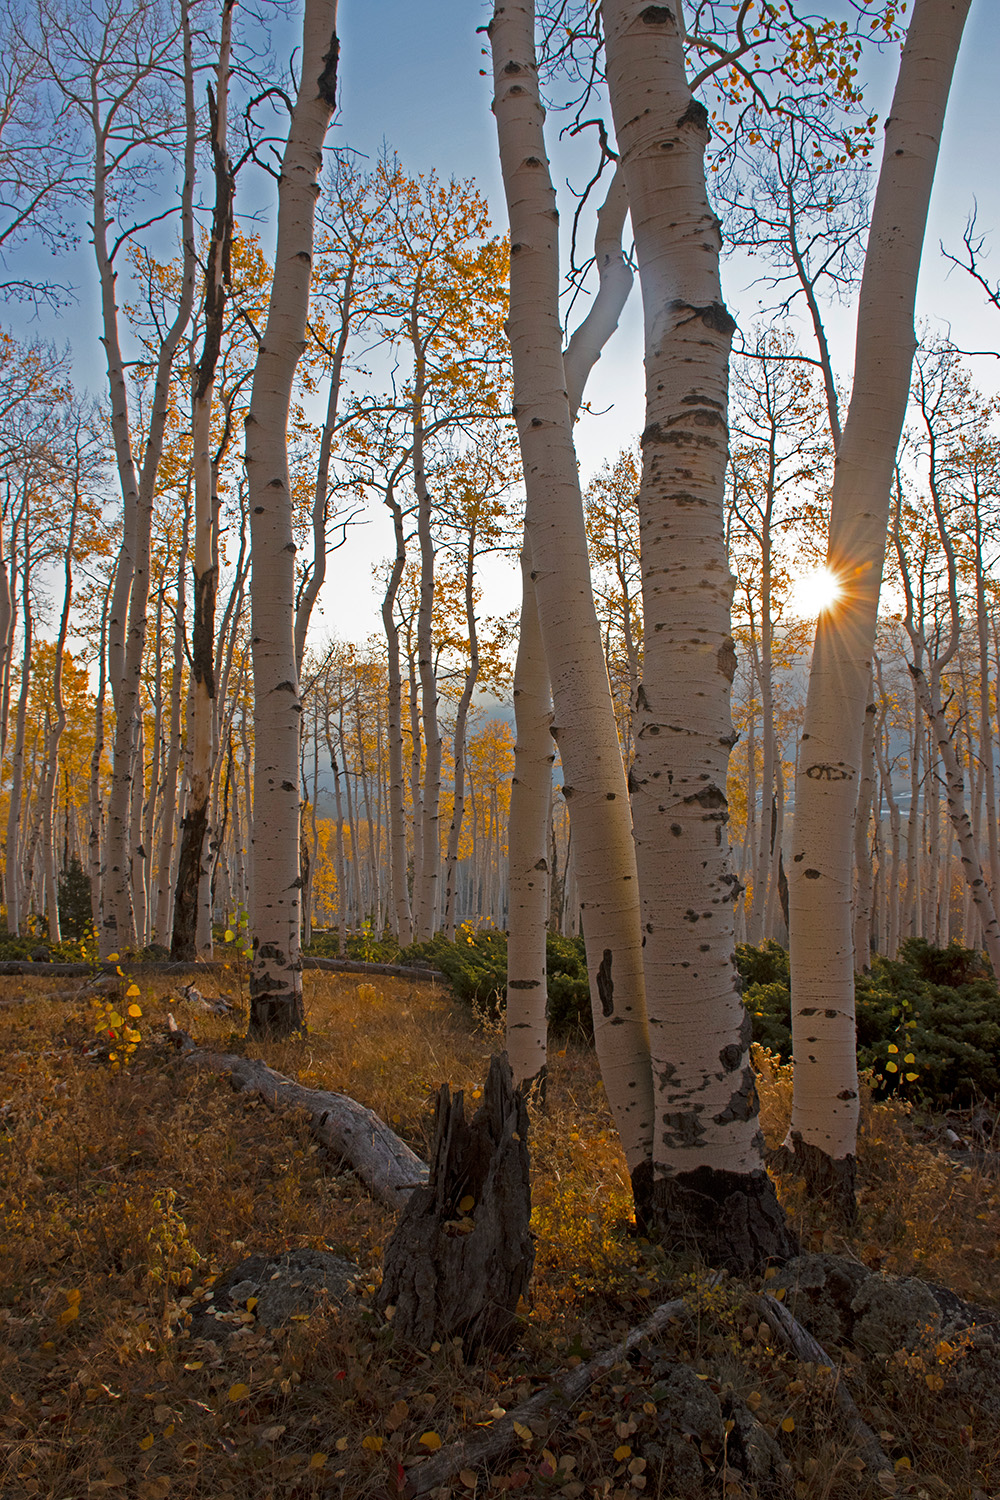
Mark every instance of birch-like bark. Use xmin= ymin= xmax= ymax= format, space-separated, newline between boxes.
xmin=4 ymin=532 xmax=31 ymax=933
xmin=603 ymin=0 xmax=790 ymax=1264
xmin=852 ymin=680 xmax=877 ymax=971
xmin=39 ymin=468 xmax=82 ymax=940
xmin=788 ymin=0 xmax=970 ymax=1207
xmin=153 ymin=503 xmax=189 ymax=943
xmin=506 ymin=166 xmax=633 ymax=1086
xmin=490 ymin=0 xmax=653 ymax=1177
xmin=88 ymin=580 xmax=111 ymax=932
xmin=245 ymin=0 xmax=338 ymax=1034
xmin=506 ymin=548 xmax=553 ymax=1090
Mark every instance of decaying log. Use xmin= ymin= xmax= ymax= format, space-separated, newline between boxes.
xmin=378 ymin=1054 xmax=533 ymax=1352
xmin=0 ymin=957 xmax=445 ymax=981
xmin=169 ymin=1022 xmax=427 ymax=1212
xmin=755 ymin=1292 xmax=890 ymax=1475
xmin=399 ymin=1291 xmax=694 ymax=1497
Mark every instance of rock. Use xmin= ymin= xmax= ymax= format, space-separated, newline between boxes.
xmin=768 ymin=1253 xmax=871 ymax=1349
xmin=722 ymin=1392 xmax=793 ymax=1495
xmin=850 ymin=1275 xmax=941 ymax=1358
xmin=642 ymin=1365 xmax=725 ymax=1493
xmin=189 ymin=1248 xmax=360 ymax=1336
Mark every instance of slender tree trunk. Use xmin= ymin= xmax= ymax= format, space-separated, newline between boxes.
xmin=173 ymin=8 xmax=235 ymax=959
xmin=442 ymin=529 xmax=480 ymax=941
xmin=852 ymin=680 xmax=877 ymax=972
xmin=787 ymin=0 xmax=970 ymax=1212
xmin=244 ymin=0 xmax=338 ymax=1034
xmin=490 ymin=0 xmax=654 ymax=1182
xmin=5 ymin=535 xmax=32 ymax=934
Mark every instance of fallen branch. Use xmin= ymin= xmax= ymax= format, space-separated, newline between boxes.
xmin=399 ymin=1292 xmax=694 ymax=1497
xmin=0 ymin=957 xmax=445 ymax=982
xmin=755 ymin=1292 xmax=890 ymax=1475
xmin=168 ymin=1021 xmax=428 ymax=1212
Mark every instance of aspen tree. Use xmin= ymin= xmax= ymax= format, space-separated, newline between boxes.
xmin=491 ymin=0 xmax=654 ymax=1177
xmin=244 ymin=0 xmax=338 ymax=1035
xmin=602 ymin=0 xmax=791 ymax=1263
xmin=506 ymin=168 xmax=633 ymax=1091
xmin=788 ymin=0 xmax=971 ymax=1213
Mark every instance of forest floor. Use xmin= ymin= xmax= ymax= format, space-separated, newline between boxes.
xmin=1 ymin=969 xmax=999 ymax=1500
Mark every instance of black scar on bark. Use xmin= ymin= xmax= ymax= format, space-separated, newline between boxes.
xmin=668 ymin=298 xmax=737 ymax=337
xmin=597 ymin=949 xmax=615 ymax=1017
xmin=640 ymin=4 xmax=674 ymax=22
xmin=677 ymin=99 xmax=710 ymax=131
xmin=791 ymin=1133 xmax=857 ymax=1225
xmin=508 ymin=978 xmax=540 ymax=989
xmin=717 ymin=637 xmax=737 ymax=683
xmin=651 ymin=1165 xmax=796 ymax=1274
xmin=318 ymin=31 xmax=339 ymax=108
xmin=713 ymin=1066 xmax=757 ymax=1125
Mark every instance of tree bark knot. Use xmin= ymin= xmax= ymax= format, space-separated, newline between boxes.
xmin=378 ymin=1053 xmax=534 ymax=1352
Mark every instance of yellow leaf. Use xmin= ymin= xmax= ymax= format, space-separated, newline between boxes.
xmin=419 ymin=1431 xmax=443 ymax=1451
xmin=58 ymin=1305 xmax=79 ymax=1325
xmin=459 ymin=1195 xmax=475 ymax=1213
xmin=128 ymin=1004 xmax=142 ymax=1018
xmin=614 ymin=1445 xmax=632 ymax=1461
xmin=65 ymin=1288 xmax=81 ymax=1304
xmin=224 ymin=930 xmax=234 ymax=942
xmin=513 ymin=1422 xmax=533 ymax=1442
xmin=781 ymin=1416 xmax=795 ymax=1432
xmin=246 ymin=1297 xmax=258 ymax=1311
xmin=126 ymin=984 xmax=141 ymax=997
xmin=885 ymin=1061 xmax=898 ymax=1073
xmin=895 ymin=1457 xmax=911 ymax=1472
xmin=460 ymin=1470 xmax=478 ymax=1488
xmin=108 ymin=1011 xmax=124 ymax=1029
xmin=140 ymin=1435 xmax=154 ymax=1451
xmin=335 ymin=1436 xmax=349 ymax=1451
xmin=905 ymin=1072 xmax=918 ymax=1082
xmin=107 ymin=953 xmax=119 ymax=961
xmin=183 ymin=1361 xmax=203 ymax=1371
xmin=227 ymin=1383 xmax=250 ymax=1402
xmin=361 ymin=1435 xmax=383 ymax=1453
xmin=887 ymin=1044 xmax=898 ymax=1054
xmin=904 ymin=1053 xmax=915 ymax=1064
xmin=308 ymin=1453 xmax=327 ymax=1469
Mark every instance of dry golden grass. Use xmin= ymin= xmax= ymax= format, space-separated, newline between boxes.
xmin=1 ymin=972 xmax=998 ymax=1499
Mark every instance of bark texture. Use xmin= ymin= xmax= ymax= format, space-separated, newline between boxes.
xmin=788 ymin=0 xmax=970 ymax=1182
xmin=245 ymin=0 xmax=339 ymax=1034
xmin=603 ymin=0 xmax=788 ymax=1264
xmin=490 ymin=0 xmax=653 ymax=1173
xmin=378 ymin=1053 xmax=533 ymax=1351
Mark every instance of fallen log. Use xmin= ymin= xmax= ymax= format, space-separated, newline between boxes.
xmin=755 ymin=1292 xmax=890 ymax=1475
xmin=398 ymin=1291 xmax=695 ymax=1497
xmin=0 ymin=957 xmax=445 ymax=982
xmin=168 ymin=1022 xmax=428 ymax=1212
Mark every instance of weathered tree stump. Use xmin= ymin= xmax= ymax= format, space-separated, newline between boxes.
xmin=378 ymin=1052 xmax=533 ymax=1352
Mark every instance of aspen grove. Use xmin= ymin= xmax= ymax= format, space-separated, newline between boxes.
xmin=2 ymin=0 xmax=998 ymax=1282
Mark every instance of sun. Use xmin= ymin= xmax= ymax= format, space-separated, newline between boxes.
xmin=788 ymin=565 xmax=842 ymax=618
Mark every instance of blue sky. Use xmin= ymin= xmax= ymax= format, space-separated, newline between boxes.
xmin=8 ymin=0 xmax=999 ymax=647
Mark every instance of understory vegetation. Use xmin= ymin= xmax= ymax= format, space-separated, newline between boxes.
xmin=2 ymin=970 xmax=999 ymax=1499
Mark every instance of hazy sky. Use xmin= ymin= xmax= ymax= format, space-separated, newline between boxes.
xmin=9 ymin=0 xmax=1000 ymax=648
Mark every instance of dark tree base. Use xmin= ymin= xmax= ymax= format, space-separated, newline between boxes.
xmin=791 ymin=1134 xmax=858 ymax=1225
xmin=634 ymin=1162 xmax=797 ymax=1276
xmin=379 ymin=1053 xmax=534 ymax=1353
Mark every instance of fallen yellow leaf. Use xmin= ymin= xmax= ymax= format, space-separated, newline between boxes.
xmin=614 ymin=1445 xmax=632 ymax=1461
xmin=227 ymin=1383 xmax=250 ymax=1402
xmin=419 ymin=1431 xmax=443 ymax=1451
xmin=781 ymin=1416 xmax=795 ymax=1432
xmin=361 ymin=1435 xmax=383 ymax=1453
xmin=308 ymin=1453 xmax=327 ymax=1469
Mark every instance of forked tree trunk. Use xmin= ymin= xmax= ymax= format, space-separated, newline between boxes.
xmin=788 ymin=0 xmax=970 ymax=1215
xmin=490 ymin=0 xmax=654 ymax=1177
xmin=245 ymin=0 xmax=339 ymax=1036
xmin=505 ymin=165 xmax=632 ymax=1089
xmin=603 ymin=0 xmax=791 ymax=1268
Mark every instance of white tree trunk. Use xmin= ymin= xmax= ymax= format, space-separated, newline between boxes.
xmin=490 ymin=0 xmax=653 ymax=1177
xmin=788 ymin=0 xmax=970 ymax=1209
xmin=245 ymin=0 xmax=339 ymax=1034
xmin=603 ymin=0 xmax=789 ymax=1264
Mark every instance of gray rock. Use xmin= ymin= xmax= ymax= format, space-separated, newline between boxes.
xmin=850 ymin=1275 xmax=941 ymax=1358
xmin=768 ymin=1253 xmax=872 ymax=1349
xmin=190 ymin=1248 xmax=360 ymax=1336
